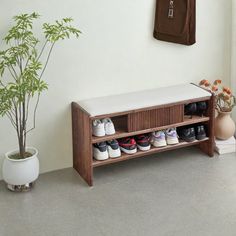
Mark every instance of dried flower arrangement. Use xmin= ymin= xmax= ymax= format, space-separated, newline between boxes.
xmin=199 ymin=79 xmax=236 ymax=112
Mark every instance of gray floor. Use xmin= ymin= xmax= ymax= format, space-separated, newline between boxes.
xmin=1 ymin=147 xmax=236 ymax=236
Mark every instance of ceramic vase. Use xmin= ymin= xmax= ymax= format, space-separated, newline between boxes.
xmin=215 ymin=111 xmax=236 ymax=140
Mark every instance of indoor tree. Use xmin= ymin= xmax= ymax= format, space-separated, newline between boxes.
xmin=0 ymin=13 xmax=81 ymax=159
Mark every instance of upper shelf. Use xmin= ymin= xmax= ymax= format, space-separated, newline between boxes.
xmin=92 ymin=115 xmax=210 ymax=143
xmin=76 ymin=83 xmax=212 ymax=118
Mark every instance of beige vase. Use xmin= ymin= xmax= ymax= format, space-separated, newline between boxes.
xmin=215 ymin=111 xmax=236 ymax=140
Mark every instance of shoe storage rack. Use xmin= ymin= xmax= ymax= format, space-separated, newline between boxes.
xmin=72 ymin=84 xmax=215 ymax=186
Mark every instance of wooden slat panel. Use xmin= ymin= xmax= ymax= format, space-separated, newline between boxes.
xmin=150 ymin=108 xmax=167 ymax=127
xmin=169 ymin=105 xmax=184 ymax=124
xmin=128 ymin=105 xmax=184 ymax=132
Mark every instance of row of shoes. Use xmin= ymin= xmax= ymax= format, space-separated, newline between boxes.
xmin=185 ymin=101 xmax=207 ymax=117
xmin=92 ymin=102 xmax=208 ymax=138
xmin=93 ymin=128 xmax=179 ymax=161
xmin=118 ymin=128 xmax=180 ymax=153
xmin=92 ymin=118 xmax=115 ymax=137
xmin=92 ymin=137 xmax=145 ymax=161
xmin=93 ymin=125 xmax=208 ymax=161
xmin=178 ymin=125 xmax=207 ymax=142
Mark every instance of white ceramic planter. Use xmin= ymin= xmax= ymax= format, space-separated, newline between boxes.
xmin=2 ymin=147 xmax=39 ymax=191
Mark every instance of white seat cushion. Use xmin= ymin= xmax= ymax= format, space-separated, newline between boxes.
xmin=78 ymin=83 xmax=211 ymax=117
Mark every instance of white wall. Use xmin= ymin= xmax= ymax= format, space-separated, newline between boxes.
xmin=0 ymin=0 xmax=232 ymax=180
xmin=232 ymin=0 xmax=236 ymax=121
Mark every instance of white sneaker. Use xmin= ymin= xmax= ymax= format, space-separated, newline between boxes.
xmin=107 ymin=140 xmax=121 ymax=158
xmin=93 ymin=142 xmax=109 ymax=161
xmin=92 ymin=119 xmax=105 ymax=137
xmin=150 ymin=131 xmax=167 ymax=147
xmin=102 ymin=118 xmax=115 ymax=135
xmin=166 ymin=128 xmax=179 ymax=145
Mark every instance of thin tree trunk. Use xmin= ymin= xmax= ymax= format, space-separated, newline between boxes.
xmin=18 ymin=100 xmax=26 ymax=158
xmin=19 ymin=134 xmax=25 ymax=158
xmin=23 ymin=100 xmax=26 ymax=155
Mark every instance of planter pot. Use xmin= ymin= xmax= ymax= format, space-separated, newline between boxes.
xmin=215 ymin=111 xmax=236 ymax=140
xmin=2 ymin=147 xmax=39 ymax=192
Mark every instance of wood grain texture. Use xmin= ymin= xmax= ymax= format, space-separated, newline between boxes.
xmin=72 ymin=93 xmax=215 ymax=186
xmin=128 ymin=105 xmax=184 ymax=132
xmin=199 ymin=95 xmax=215 ymax=157
xmin=71 ymin=102 xmax=93 ymax=186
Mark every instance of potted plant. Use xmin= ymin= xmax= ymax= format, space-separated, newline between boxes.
xmin=199 ymin=79 xmax=236 ymax=140
xmin=0 ymin=13 xmax=81 ymax=191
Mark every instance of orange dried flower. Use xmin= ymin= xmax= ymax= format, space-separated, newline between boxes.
xmin=223 ymin=87 xmax=231 ymax=95
xmin=226 ymin=89 xmax=231 ymax=95
xmin=199 ymin=79 xmax=207 ymax=86
xmin=211 ymin=85 xmax=218 ymax=92
xmin=199 ymin=79 xmax=235 ymax=111
xmin=214 ymin=79 xmax=222 ymax=85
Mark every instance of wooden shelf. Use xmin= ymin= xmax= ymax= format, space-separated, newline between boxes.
xmin=92 ymin=115 xmax=210 ymax=144
xmin=72 ymin=86 xmax=215 ymax=186
xmin=93 ymin=138 xmax=209 ymax=167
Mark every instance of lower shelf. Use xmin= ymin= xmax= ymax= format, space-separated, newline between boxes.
xmin=93 ymin=138 xmax=209 ymax=167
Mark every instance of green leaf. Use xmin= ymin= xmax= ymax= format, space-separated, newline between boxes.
xmin=0 ymin=12 xmax=81 ymax=139
xmin=43 ymin=18 xmax=81 ymax=43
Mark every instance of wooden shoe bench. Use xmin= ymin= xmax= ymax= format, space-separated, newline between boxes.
xmin=72 ymin=84 xmax=215 ymax=186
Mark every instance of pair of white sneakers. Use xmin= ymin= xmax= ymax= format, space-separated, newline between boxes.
xmin=93 ymin=140 xmax=121 ymax=160
xmin=150 ymin=128 xmax=179 ymax=147
xmin=92 ymin=118 xmax=115 ymax=137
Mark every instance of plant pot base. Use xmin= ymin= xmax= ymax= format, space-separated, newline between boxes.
xmin=6 ymin=182 xmax=34 ymax=192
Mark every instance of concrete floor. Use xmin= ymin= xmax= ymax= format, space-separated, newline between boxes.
xmin=0 ymin=147 xmax=236 ymax=236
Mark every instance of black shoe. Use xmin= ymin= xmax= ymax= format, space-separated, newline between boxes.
xmin=185 ymin=103 xmax=197 ymax=117
xmin=179 ymin=127 xmax=196 ymax=142
xmin=93 ymin=142 xmax=109 ymax=161
xmin=197 ymin=102 xmax=207 ymax=116
xmin=118 ymin=137 xmax=137 ymax=154
xmin=135 ymin=134 xmax=151 ymax=151
xmin=195 ymin=125 xmax=206 ymax=140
